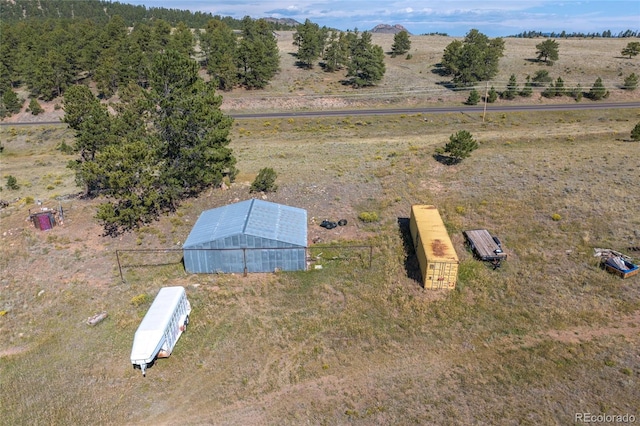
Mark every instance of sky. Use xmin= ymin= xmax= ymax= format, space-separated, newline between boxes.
xmin=124 ymin=0 xmax=640 ymax=37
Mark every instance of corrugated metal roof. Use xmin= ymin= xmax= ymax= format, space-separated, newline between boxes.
xmin=183 ymin=199 xmax=307 ymax=248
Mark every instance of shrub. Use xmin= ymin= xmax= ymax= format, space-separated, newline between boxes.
xmin=250 ymin=167 xmax=278 ymax=193
xmin=587 ymin=77 xmax=608 ymax=100
xmin=358 ymin=211 xmax=379 ymax=222
xmin=6 ymin=175 xmax=19 ymax=190
xmin=487 ymin=86 xmax=498 ymax=103
xmin=622 ymin=73 xmax=638 ymax=91
xmin=130 ymin=293 xmax=150 ymax=307
xmin=551 ymin=213 xmax=562 ymax=221
xmin=532 ymin=70 xmax=552 ymax=86
xmin=570 ymin=84 xmax=583 ymax=101
xmin=631 ymin=122 xmax=640 ymax=141
xmin=443 ymin=130 xmax=478 ymax=162
xmin=56 ymin=140 xmax=75 ymax=154
xmin=29 ymin=98 xmax=44 ymax=115
xmin=466 ymin=89 xmax=480 ymax=105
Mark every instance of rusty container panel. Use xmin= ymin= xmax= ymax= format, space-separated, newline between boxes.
xmin=409 ymin=205 xmax=459 ymax=289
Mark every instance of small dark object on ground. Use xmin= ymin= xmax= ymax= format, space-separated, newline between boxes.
xmin=320 ymin=220 xmax=337 ymax=229
xmin=338 ymin=219 xmax=347 ymax=226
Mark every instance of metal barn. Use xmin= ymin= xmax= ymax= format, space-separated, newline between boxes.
xmin=182 ymin=199 xmax=308 ymax=274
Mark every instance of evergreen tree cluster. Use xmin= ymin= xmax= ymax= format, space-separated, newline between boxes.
xmin=0 ymin=13 xmax=281 ymax=106
xmin=512 ymin=29 xmax=639 ymax=38
xmin=441 ymin=29 xmax=505 ymax=86
xmin=63 ymin=53 xmax=237 ymax=235
xmin=291 ymin=24 xmax=387 ymax=87
xmin=0 ymin=0 xmax=297 ymax=29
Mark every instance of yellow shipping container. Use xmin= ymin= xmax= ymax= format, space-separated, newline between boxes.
xmin=409 ymin=205 xmax=459 ymax=289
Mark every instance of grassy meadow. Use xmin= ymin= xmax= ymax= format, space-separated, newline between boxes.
xmin=1 ymin=33 xmax=640 ymax=425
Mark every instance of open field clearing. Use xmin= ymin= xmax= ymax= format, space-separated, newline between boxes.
xmin=220 ymin=32 xmax=640 ymax=113
xmin=1 ymin=101 xmax=639 ymax=424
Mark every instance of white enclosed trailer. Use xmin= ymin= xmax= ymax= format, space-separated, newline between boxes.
xmin=130 ymin=286 xmax=191 ymax=376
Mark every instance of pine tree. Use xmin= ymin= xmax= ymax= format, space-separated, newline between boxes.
xmin=503 ymin=74 xmax=518 ymax=99
xmin=149 ymin=50 xmax=236 ymax=197
xmin=443 ymin=130 xmax=478 ymax=162
xmin=29 ymin=97 xmax=44 ymax=115
xmin=293 ymin=19 xmax=326 ymax=68
xmin=542 ymin=82 xmax=556 ymax=98
xmin=441 ymin=29 xmax=504 ymax=86
xmin=63 ymin=85 xmax=116 ymax=195
xmin=520 ymin=76 xmax=533 ymax=97
xmin=536 ymin=39 xmax=559 ymax=63
xmin=466 ymin=89 xmax=480 ymax=105
xmin=487 ymin=86 xmax=498 ymax=103
xmin=322 ymin=31 xmax=349 ymax=72
xmin=200 ymin=19 xmax=238 ymax=90
xmin=532 ymin=70 xmax=552 ymax=86
xmin=588 ymin=77 xmax=608 ymax=100
xmin=554 ymin=77 xmax=565 ymax=96
xmin=346 ymin=32 xmax=385 ymax=87
xmin=631 ymin=122 xmax=640 ymax=141
xmin=168 ymin=21 xmax=195 ymax=58
xmin=236 ymin=17 xmax=280 ymax=89
xmin=623 ymin=73 xmax=638 ymax=91
xmin=570 ymin=84 xmax=583 ymax=101
xmin=82 ymin=51 xmax=238 ymax=235
xmin=1 ymin=89 xmax=23 ymax=114
xmin=621 ymin=41 xmax=640 ymax=59
xmin=390 ymin=31 xmax=411 ymax=57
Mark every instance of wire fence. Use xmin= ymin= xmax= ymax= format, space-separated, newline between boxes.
xmin=115 ymin=245 xmax=373 ymax=283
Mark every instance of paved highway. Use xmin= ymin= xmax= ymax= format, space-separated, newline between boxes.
xmin=230 ymin=101 xmax=640 ymax=119
xmin=2 ymin=102 xmax=639 ymax=125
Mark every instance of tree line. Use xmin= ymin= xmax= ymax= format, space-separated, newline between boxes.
xmin=0 ymin=15 xmax=279 ymax=111
xmin=511 ymin=29 xmax=639 ymax=38
xmin=0 ymin=0 xmax=298 ymax=30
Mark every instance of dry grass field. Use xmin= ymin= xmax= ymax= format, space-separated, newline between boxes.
xmin=1 ymin=33 xmax=640 ymax=425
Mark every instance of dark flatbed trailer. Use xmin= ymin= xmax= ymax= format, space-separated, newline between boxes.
xmin=463 ymin=229 xmax=507 ymax=269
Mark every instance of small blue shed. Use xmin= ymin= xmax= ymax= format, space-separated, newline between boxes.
xmin=182 ymin=199 xmax=308 ymax=273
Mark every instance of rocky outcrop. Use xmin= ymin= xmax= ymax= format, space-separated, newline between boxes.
xmin=370 ymin=24 xmax=411 ymax=35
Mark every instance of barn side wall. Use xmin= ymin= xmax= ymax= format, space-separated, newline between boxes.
xmin=183 ymin=234 xmax=306 ymax=273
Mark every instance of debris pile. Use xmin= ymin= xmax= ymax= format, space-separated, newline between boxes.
xmin=319 ymin=219 xmax=347 ymax=230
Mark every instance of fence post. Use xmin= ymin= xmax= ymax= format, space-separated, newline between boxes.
xmin=369 ymin=245 xmax=373 ymax=269
xmin=243 ymin=248 xmax=248 ymax=277
xmin=116 ymin=250 xmax=124 ymax=283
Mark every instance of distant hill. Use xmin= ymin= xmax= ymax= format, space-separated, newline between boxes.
xmin=370 ymin=24 xmax=411 ymax=35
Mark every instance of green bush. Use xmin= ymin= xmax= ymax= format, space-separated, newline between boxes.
xmin=466 ymin=89 xmax=480 ymax=105
xmin=130 ymin=293 xmax=150 ymax=307
xmin=631 ymin=122 xmax=640 ymax=141
xmin=29 ymin=98 xmax=44 ymax=115
xmin=6 ymin=175 xmax=19 ymax=190
xmin=358 ymin=211 xmax=379 ymax=223
xmin=443 ymin=130 xmax=478 ymax=162
xmin=250 ymin=167 xmax=278 ymax=193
